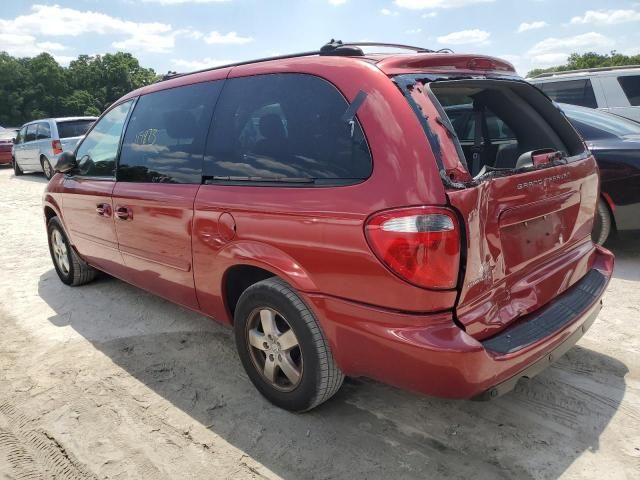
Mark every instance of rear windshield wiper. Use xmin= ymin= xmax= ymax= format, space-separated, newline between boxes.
xmin=204 ymin=176 xmax=316 ymax=184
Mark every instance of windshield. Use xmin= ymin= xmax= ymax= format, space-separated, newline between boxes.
xmin=560 ymin=103 xmax=640 ymax=137
xmin=56 ymin=120 xmax=95 ymax=139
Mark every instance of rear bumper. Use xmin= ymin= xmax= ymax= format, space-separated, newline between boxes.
xmin=305 ymin=245 xmax=613 ymax=400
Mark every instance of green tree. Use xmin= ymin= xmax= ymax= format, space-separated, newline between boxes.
xmin=527 ymin=50 xmax=640 ymax=78
xmin=0 ymin=51 xmax=157 ymax=126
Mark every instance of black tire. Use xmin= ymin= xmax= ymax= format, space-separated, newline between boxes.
xmin=592 ymin=198 xmax=612 ymax=245
xmin=47 ymin=216 xmax=97 ymax=286
xmin=13 ymin=158 xmax=23 ymax=176
xmin=234 ymin=277 xmax=344 ymax=412
xmin=41 ymin=156 xmax=54 ymax=180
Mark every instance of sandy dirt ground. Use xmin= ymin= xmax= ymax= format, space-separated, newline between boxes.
xmin=0 ymin=166 xmax=638 ymax=480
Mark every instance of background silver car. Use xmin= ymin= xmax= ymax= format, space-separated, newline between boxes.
xmin=12 ymin=117 xmax=96 ymax=179
xmin=529 ymin=66 xmax=640 ymax=122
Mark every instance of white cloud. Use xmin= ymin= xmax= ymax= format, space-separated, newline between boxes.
xmin=328 ymin=0 xmax=348 ymax=5
xmin=0 ymin=4 xmax=179 ymax=53
xmin=517 ymin=21 xmax=548 ymax=33
xmin=0 ymin=31 xmax=69 ymax=59
xmin=395 ymin=0 xmax=494 ymax=9
xmin=171 ymin=57 xmax=234 ymax=70
xmin=204 ymin=31 xmax=253 ymax=45
xmin=421 ymin=12 xmax=437 ymax=18
xmin=437 ymin=29 xmax=490 ymax=45
xmin=571 ymin=9 xmax=640 ymax=25
xmin=529 ymin=32 xmax=614 ymax=55
xmin=381 ymin=8 xmax=399 ymax=16
xmin=142 ymin=0 xmax=230 ymax=3
xmin=527 ymin=32 xmax=615 ymax=67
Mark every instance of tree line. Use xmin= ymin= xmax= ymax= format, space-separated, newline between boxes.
xmin=0 ymin=51 xmax=157 ymax=127
xmin=527 ymin=51 xmax=640 ymax=78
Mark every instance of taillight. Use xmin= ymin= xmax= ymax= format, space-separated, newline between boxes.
xmin=365 ymin=207 xmax=461 ymax=289
xmin=52 ymin=140 xmax=63 ymax=155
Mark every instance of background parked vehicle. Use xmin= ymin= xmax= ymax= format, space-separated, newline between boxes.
xmin=529 ymin=66 xmax=640 ymax=122
xmin=558 ymin=103 xmax=640 ymax=244
xmin=12 ymin=117 xmax=96 ymax=179
xmin=0 ymin=130 xmax=15 ymax=166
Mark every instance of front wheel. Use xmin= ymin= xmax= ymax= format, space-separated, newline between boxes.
xmin=13 ymin=158 xmax=23 ymax=176
xmin=234 ymin=277 xmax=344 ymax=412
xmin=592 ymin=198 xmax=612 ymax=245
xmin=47 ymin=217 xmax=97 ymax=286
xmin=41 ymin=156 xmax=54 ymax=179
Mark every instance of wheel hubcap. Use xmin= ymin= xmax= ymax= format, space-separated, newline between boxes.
xmin=247 ymin=308 xmax=303 ymax=391
xmin=51 ymin=229 xmax=70 ymax=275
xmin=44 ymin=161 xmax=51 ymax=177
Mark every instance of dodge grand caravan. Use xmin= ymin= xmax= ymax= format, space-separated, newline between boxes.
xmin=43 ymin=41 xmax=614 ymax=412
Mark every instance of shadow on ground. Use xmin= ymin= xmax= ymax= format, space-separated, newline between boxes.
xmin=35 ymin=238 xmax=636 ymax=479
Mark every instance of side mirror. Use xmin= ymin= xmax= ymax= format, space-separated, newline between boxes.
xmin=55 ymin=151 xmax=78 ymax=173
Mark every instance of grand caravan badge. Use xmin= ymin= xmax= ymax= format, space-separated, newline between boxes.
xmin=517 ymin=172 xmax=570 ymax=190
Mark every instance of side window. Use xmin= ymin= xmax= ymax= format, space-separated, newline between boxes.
xmin=36 ymin=122 xmax=51 ymax=140
xmin=618 ymin=75 xmax=640 ymax=106
xmin=75 ymin=100 xmax=133 ymax=177
xmin=16 ymin=127 xmax=26 ymax=144
xmin=25 ymin=125 xmax=37 ymax=142
xmin=540 ymin=79 xmax=598 ymax=109
xmin=204 ymin=73 xmax=372 ymax=184
xmin=118 ymin=81 xmax=222 ymax=183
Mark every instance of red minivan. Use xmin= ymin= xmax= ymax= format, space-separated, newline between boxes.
xmin=44 ymin=42 xmax=614 ymax=411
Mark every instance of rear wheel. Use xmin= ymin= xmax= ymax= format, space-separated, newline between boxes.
xmin=234 ymin=277 xmax=344 ymax=412
xmin=41 ymin=156 xmax=54 ymax=179
xmin=12 ymin=158 xmax=23 ymax=176
xmin=592 ymin=198 xmax=612 ymax=245
xmin=47 ymin=216 xmax=97 ymax=286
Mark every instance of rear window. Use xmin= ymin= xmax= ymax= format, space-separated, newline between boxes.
xmin=56 ymin=120 xmax=94 ymax=139
xmin=401 ymin=78 xmax=585 ymax=179
xmin=0 ymin=131 xmax=14 ymax=141
xmin=539 ymin=79 xmax=598 ymax=109
xmin=618 ymin=75 xmax=640 ymax=106
xmin=203 ymin=73 xmax=372 ymax=185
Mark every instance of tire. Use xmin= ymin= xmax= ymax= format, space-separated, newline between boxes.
xmin=13 ymin=158 xmax=23 ymax=176
xmin=234 ymin=277 xmax=344 ymax=412
xmin=591 ymin=198 xmax=612 ymax=245
xmin=41 ymin=156 xmax=54 ymax=180
xmin=47 ymin=216 xmax=97 ymax=286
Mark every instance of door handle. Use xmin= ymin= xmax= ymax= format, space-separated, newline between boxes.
xmin=96 ymin=203 xmax=112 ymax=217
xmin=115 ymin=205 xmax=132 ymax=220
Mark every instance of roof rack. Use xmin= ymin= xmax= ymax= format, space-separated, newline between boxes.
xmin=160 ymin=39 xmax=448 ymax=82
xmin=532 ymin=64 xmax=640 ymax=79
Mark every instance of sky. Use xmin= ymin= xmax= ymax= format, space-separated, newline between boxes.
xmin=2 ymin=0 xmax=640 ymax=77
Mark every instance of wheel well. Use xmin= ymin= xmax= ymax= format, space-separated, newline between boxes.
xmin=224 ymin=265 xmax=275 ymax=320
xmin=44 ymin=206 xmax=57 ymax=223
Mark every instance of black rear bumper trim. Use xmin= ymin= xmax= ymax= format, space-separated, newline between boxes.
xmin=473 ymin=298 xmax=601 ymax=401
xmin=481 ymin=270 xmax=607 ymax=354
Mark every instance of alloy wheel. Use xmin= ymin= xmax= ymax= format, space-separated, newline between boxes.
xmin=246 ymin=307 xmax=303 ymax=391
xmin=51 ymin=229 xmax=70 ymax=275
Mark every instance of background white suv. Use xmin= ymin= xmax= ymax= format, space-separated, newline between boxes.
xmin=529 ymin=66 xmax=640 ymax=122
xmin=12 ymin=117 xmax=96 ymax=179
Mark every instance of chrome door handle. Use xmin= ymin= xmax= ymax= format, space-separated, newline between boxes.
xmin=96 ymin=203 xmax=112 ymax=217
xmin=115 ymin=206 xmax=132 ymax=220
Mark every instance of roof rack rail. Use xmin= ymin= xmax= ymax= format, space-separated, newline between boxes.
xmin=157 ymin=39 xmax=449 ymax=83
xmin=320 ymin=39 xmax=440 ymax=55
xmin=532 ymin=64 xmax=640 ymax=79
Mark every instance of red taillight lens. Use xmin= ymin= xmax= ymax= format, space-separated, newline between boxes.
xmin=365 ymin=207 xmax=461 ymax=289
xmin=52 ymin=140 xmax=63 ymax=155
